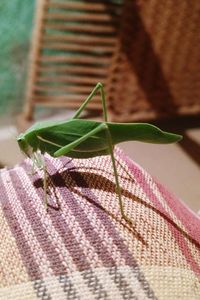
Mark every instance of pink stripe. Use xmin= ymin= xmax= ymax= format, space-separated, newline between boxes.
xmin=23 ymin=155 xmax=134 ymax=268
xmin=12 ymin=171 xmax=71 ymax=274
xmin=44 ymin=157 xmax=117 ymax=267
xmin=118 ymin=149 xmax=200 ymax=276
xmin=17 ymin=165 xmax=90 ymax=274
xmin=46 ymin=155 xmax=135 ymax=267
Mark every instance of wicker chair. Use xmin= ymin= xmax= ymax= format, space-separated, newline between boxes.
xmin=20 ymin=0 xmax=200 ymax=128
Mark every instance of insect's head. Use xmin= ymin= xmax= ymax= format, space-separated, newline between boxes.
xmin=17 ymin=134 xmax=33 ymax=157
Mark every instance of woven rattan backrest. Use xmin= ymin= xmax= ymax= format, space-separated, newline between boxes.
xmin=107 ymin=0 xmax=200 ymax=121
xmin=23 ymin=0 xmax=200 ymax=125
xmin=23 ymin=0 xmax=122 ymax=122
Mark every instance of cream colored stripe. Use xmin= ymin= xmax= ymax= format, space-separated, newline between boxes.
xmin=0 ymin=267 xmax=158 ymax=300
xmin=17 ymin=166 xmax=77 ymax=273
xmin=142 ymin=265 xmax=200 ymax=300
xmin=49 ymin=155 xmax=127 ymax=266
xmin=2 ymin=170 xmax=53 ymax=277
xmin=0 ymin=275 xmax=90 ymax=300
xmin=0 ymin=281 xmax=38 ymax=300
xmin=0 ymin=206 xmax=29 ymax=287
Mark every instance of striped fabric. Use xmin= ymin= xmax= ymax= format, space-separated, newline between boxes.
xmin=0 ymin=148 xmax=199 ymax=299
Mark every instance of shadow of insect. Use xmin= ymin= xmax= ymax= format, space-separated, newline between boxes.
xmin=34 ymin=163 xmax=200 ymax=249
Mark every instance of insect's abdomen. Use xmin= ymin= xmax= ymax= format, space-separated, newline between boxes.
xmin=34 ymin=119 xmax=109 ymax=158
xmin=108 ymin=123 xmax=182 ymax=144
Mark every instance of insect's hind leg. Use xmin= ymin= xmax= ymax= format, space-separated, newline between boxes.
xmin=73 ymin=82 xmax=108 ymax=122
xmin=105 ymin=127 xmax=133 ymax=226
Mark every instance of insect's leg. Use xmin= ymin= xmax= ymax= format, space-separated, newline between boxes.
xmin=105 ymin=127 xmax=133 ymax=225
xmin=29 ymin=155 xmax=36 ymax=175
xmin=33 ymin=152 xmax=43 ymax=169
xmin=38 ymin=155 xmax=49 ymax=209
xmin=43 ymin=162 xmax=48 ymax=210
xmin=32 ymin=152 xmax=49 ymax=209
xmin=29 ymin=152 xmax=42 ymax=175
xmin=54 ymin=123 xmax=107 ymax=157
xmin=73 ymin=82 xmax=108 ymax=122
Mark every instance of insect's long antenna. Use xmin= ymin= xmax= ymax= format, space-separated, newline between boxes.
xmin=105 ymin=127 xmax=133 ymax=225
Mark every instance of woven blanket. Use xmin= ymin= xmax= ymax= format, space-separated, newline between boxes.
xmin=0 ymin=148 xmax=199 ymax=299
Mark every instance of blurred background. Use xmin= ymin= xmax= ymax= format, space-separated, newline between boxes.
xmin=0 ymin=0 xmax=199 ymax=212
xmin=0 ymin=0 xmax=35 ymax=119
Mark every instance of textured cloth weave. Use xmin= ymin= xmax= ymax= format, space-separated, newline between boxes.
xmin=0 ymin=148 xmax=199 ymax=299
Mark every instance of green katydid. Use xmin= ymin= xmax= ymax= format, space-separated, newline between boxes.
xmin=17 ymin=82 xmax=182 ymax=224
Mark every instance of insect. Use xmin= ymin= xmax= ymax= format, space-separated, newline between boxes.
xmin=17 ymin=83 xmax=182 ymax=224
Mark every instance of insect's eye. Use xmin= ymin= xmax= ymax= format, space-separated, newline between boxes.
xmin=17 ymin=133 xmax=24 ymax=142
xmin=17 ymin=137 xmax=31 ymax=157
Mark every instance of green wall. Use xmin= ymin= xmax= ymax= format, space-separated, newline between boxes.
xmin=0 ymin=1 xmax=35 ymax=116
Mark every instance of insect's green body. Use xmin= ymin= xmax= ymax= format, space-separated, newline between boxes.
xmin=18 ymin=119 xmax=181 ymax=159
xmin=17 ymin=83 xmax=182 ymax=224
